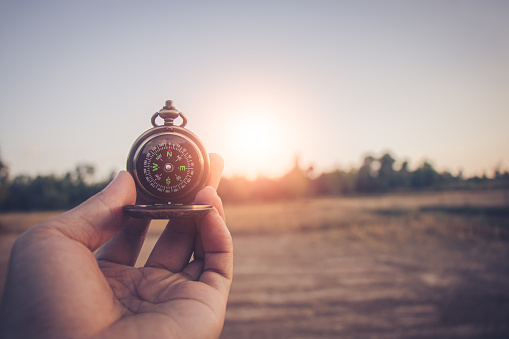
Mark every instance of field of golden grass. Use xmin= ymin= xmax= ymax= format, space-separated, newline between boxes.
xmin=1 ymin=189 xmax=509 ymax=338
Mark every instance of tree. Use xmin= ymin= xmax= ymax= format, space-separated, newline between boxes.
xmin=312 ymin=170 xmax=345 ymax=196
xmin=0 ymin=164 xmax=107 ymax=212
xmin=395 ymin=160 xmax=411 ymax=189
xmin=355 ymin=155 xmax=378 ymax=193
xmin=0 ymin=150 xmax=9 ymax=208
xmin=280 ymin=155 xmax=310 ymax=198
xmin=410 ymin=162 xmax=438 ymax=189
xmin=377 ymin=153 xmax=396 ymax=191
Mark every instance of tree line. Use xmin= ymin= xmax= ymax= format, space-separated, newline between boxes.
xmin=217 ymin=154 xmax=509 ymax=203
xmin=0 ymin=156 xmax=111 ymax=211
xmin=0 ymin=151 xmax=508 ymax=211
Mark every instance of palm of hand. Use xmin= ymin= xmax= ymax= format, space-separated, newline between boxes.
xmin=96 ymin=261 xmax=225 ymax=338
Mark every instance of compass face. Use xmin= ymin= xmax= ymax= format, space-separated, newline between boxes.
xmin=129 ymin=129 xmax=208 ymax=204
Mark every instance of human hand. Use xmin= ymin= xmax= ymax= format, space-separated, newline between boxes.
xmin=0 ymin=154 xmax=232 ymax=339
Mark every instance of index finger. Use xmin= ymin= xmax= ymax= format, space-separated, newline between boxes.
xmin=197 ymin=192 xmax=233 ymax=294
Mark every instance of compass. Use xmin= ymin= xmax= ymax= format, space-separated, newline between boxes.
xmin=123 ymin=100 xmax=211 ymax=219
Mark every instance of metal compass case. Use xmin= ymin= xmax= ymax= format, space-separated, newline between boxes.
xmin=123 ymin=100 xmax=211 ymax=219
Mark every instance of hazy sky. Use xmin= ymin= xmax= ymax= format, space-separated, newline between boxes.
xmin=1 ymin=1 xmax=508 ymax=180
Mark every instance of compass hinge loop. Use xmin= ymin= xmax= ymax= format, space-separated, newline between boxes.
xmin=151 ymin=100 xmax=188 ymax=127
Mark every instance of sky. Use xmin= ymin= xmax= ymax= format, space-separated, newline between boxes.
xmin=1 ymin=0 xmax=508 ymax=180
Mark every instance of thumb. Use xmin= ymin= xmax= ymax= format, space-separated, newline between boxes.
xmin=45 ymin=171 xmax=137 ymax=251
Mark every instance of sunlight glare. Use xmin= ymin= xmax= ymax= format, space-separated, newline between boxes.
xmin=226 ymin=113 xmax=287 ymax=179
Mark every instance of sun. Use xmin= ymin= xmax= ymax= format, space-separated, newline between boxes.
xmin=225 ymin=114 xmax=286 ymax=178
xmin=231 ymin=116 xmax=274 ymax=157
xmin=236 ymin=123 xmax=271 ymax=155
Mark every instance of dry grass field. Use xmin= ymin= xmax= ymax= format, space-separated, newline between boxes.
xmin=1 ymin=189 xmax=509 ymax=338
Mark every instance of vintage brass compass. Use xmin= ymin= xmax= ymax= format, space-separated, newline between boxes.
xmin=123 ymin=100 xmax=211 ymax=219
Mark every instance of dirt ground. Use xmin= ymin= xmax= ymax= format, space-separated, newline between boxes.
xmin=220 ymin=230 xmax=509 ymax=339
xmin=145 ymin=190 xmax=509 ymax=339
xmin=1 ymin=190 xmax=509 ymax=338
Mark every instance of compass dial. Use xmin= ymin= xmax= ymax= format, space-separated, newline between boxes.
xmin=128 ymin=129 xmax=208 ymax=204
